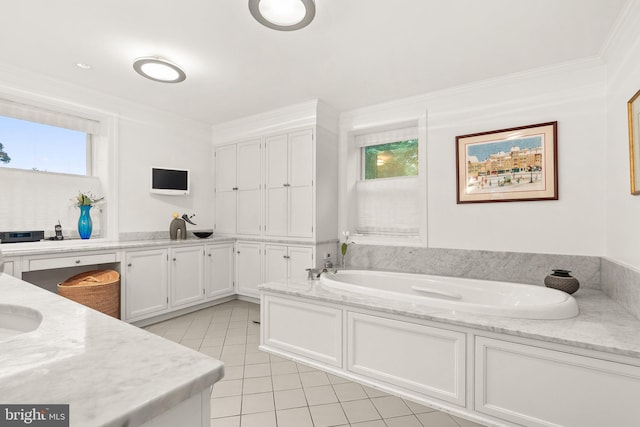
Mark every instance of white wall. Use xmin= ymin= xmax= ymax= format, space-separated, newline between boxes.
xmin=340 ymin=60 xmax=608 ymax=256
xmin=603 ymin=0 xmax=640 ymax=269
xmin=0 ymin=63 xmax=213 ymax=237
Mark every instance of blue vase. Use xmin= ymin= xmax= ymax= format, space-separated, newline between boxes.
xmin=78 ymin=205 xmax=93 ymax=239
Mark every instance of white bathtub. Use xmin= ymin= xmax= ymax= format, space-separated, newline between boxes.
xmin=319 ymin=270 xmax=579 ymax=320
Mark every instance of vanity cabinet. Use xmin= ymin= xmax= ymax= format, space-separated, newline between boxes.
xmin=170 ymin=245 xmax=205 ymax=308
xmin=214 ymin=140 xmax=262 ymax=236
xmin=235 ymin=241 xmax=263 ymax=298
xmin=205 ymin=242 xmax=235 ymax=299
xmin=124 ymin=248 xmax=169 ymax=320
xmin=264 ymin=244 xmax=314 ymax=283
xmin=265 ymin=129 xmax=314 ymax=238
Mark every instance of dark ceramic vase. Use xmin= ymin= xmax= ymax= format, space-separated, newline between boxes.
xmin=544 ymin=269 xmax=580 ymax=294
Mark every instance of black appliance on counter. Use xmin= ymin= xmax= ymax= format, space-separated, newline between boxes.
xmin=0 ymin=230 xmax=45 ymax=243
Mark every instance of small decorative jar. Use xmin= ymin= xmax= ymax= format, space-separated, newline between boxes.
xmin=544 ymin=269 xmax=580 ymax=294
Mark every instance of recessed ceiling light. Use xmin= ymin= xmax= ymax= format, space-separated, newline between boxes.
xmin=132 ymin=57 xmax=186 ymax=83
xmin=76 ymin=63 xmax=92 ymax=70
xmin=249 ymin=0 xmax=315 ymax=31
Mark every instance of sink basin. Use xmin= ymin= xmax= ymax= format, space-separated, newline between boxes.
xmin=0 ymin=305 xmax=42 ymax=342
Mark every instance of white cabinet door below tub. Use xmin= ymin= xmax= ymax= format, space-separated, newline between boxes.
xmin=475 ymin=336 xmax=640 ymax=427
xmin=262 ymin=295 xmax=342 ymax=367
xmin=347 ymin=312 xmax=466 ymax=406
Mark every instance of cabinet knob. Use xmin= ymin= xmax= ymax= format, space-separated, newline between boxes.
xmin=75 ymin=260 xmax=81 ymax=264
xmin=172 ymin=258 xmax=177 ymax=261
xmin=208 ymin=253 xmax=212 ymax=257
xmin=232 ymin=187 xmax=238 ymax=191
xmin=237 ymin=251 xmax=240 ymax=254
xmin=283 ymin=183 xmax=290 ymax=187
xmin=128 ymin=263 xmax=132 ymax=267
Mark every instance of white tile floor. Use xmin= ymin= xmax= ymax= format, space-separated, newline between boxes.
xmin=144 ymin=299 xmax=486 ymax=427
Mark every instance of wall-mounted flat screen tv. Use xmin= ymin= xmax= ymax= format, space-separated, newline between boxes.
xmin=151 ymin=167 xmax=190 ymax=195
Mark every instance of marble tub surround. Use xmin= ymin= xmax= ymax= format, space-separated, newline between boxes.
xmin=0 ymin=273 xmax=224 ymax=426
xmin=601 ymin=258 xmax=640 ymax=321
xmin=344 ymin=244 xmax=601 ymax=289
xmin=259 ymin=279 xmax=640 ymax=359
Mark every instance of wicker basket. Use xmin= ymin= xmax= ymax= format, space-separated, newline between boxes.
xmin=58 ymin=270 xmax=120 ymax=319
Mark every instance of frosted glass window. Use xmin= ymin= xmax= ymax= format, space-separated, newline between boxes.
xmin=0 ymin=115 xmax=89 ymax=175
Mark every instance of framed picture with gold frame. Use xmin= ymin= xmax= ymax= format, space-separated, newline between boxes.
xmin=456 ymin=122 xmax=558 ymax=204
xmin=628 ymin=89 xmax=640 ymax=195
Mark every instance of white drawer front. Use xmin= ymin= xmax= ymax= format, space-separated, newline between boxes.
xmin=262 ymin=296 xmax=342 ymax=367
xmin=476 ymin=337 xmax=640 ymax=427
xmin=347 ymin=312 xmax=466 ymax=406
xmin=28 ymin=253 xmax=117 ymax=271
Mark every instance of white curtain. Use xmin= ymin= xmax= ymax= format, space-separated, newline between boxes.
xmin=356 ymin=176 xmax=419 ymax=235
xmin=0 ymin=98 xmax=100 ymax=134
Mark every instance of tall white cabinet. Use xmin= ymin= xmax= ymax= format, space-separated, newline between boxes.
xmin=212 ymin=101 xmax=339 ymax=299
xmin=215 ymin=139 xmax=262 ymax=236
xmin=265 ymin=129 xmax=314 ymax=238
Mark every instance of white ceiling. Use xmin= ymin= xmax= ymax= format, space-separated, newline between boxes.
xmin=0 ymin=0 xmax=629 ymax=125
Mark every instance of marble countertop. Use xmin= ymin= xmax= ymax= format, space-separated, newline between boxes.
xmin=0 ymin=236 xmax=234 ymax=256
xmin=259 ymin=278 xmax=640 ymax=360
xmin=0 ymin=273 xmax=224 ymax=427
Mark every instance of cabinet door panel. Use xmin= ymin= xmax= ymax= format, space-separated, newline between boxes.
xmin=170 ymin=246 xmax=205 ymax=308
xmin=265 ymin=187 xmax=288 ymax=236
xmin=215 ymin=145 xmax=237 ymax=191
xmin=289 ymin=186 xmax=313 ymax=237
xmin=288 ymin=246 xmax=313 ymax=281
xmin=215 ymin=191 xmax=236 ymax=234
xmin=265 ymin=245 xmax=288 ymax=283
xmin=237 ymin=140 xmax=262 ymax=189
xmin=289 ymin=129 xmax=313 ymax=187
xmin=476 ymin=337 xmax=640 ymax=427
xmin=125 ymin=249 xmax=168 ymax=320
xmin=263 ymin=295 xmax=342 ymax=367
xmin=265 ymin=134 xmax=288 ymax=187
xmin=205 ymin=244 xmax=234 ymax=298
xmin=236 ymin=242 xmax=262 ymax=298
xmin=237 ymin=188 xmax=261 ymax=235
xmin=348 ymin=312 xmax=466 ymax=406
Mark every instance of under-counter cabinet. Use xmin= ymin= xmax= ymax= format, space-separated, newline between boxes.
xmin=124 ymin=248 xmax=169 ymax=321
xmin=264 ymin=244 xmax=313 ymax=282
xmin=170 ymin=245 xmax=205 ymax=308
xmin=265 ymin=129 xmax=314 ymax=238
xmin=214 ymin=139 xmax=262 ymax=236
xmin=205 ymin=242 xmax=235 ymax=299
xmin=235 ymin=241 xmax=263 ymax=298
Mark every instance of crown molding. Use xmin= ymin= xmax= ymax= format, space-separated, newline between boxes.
xmin=339 ymin=57 xmax=606 ymax=131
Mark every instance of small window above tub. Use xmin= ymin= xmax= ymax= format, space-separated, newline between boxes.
xmin=344 ymin=121 xmax=427 ymax=246
xmin=362 ymin=139 xmax=418 ymax=180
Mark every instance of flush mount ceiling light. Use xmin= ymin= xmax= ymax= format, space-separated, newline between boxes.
xmin=249 ymin=0 xmax=315 ymax=31
xmin=132 ymin=57 xmax=186 ymax=83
